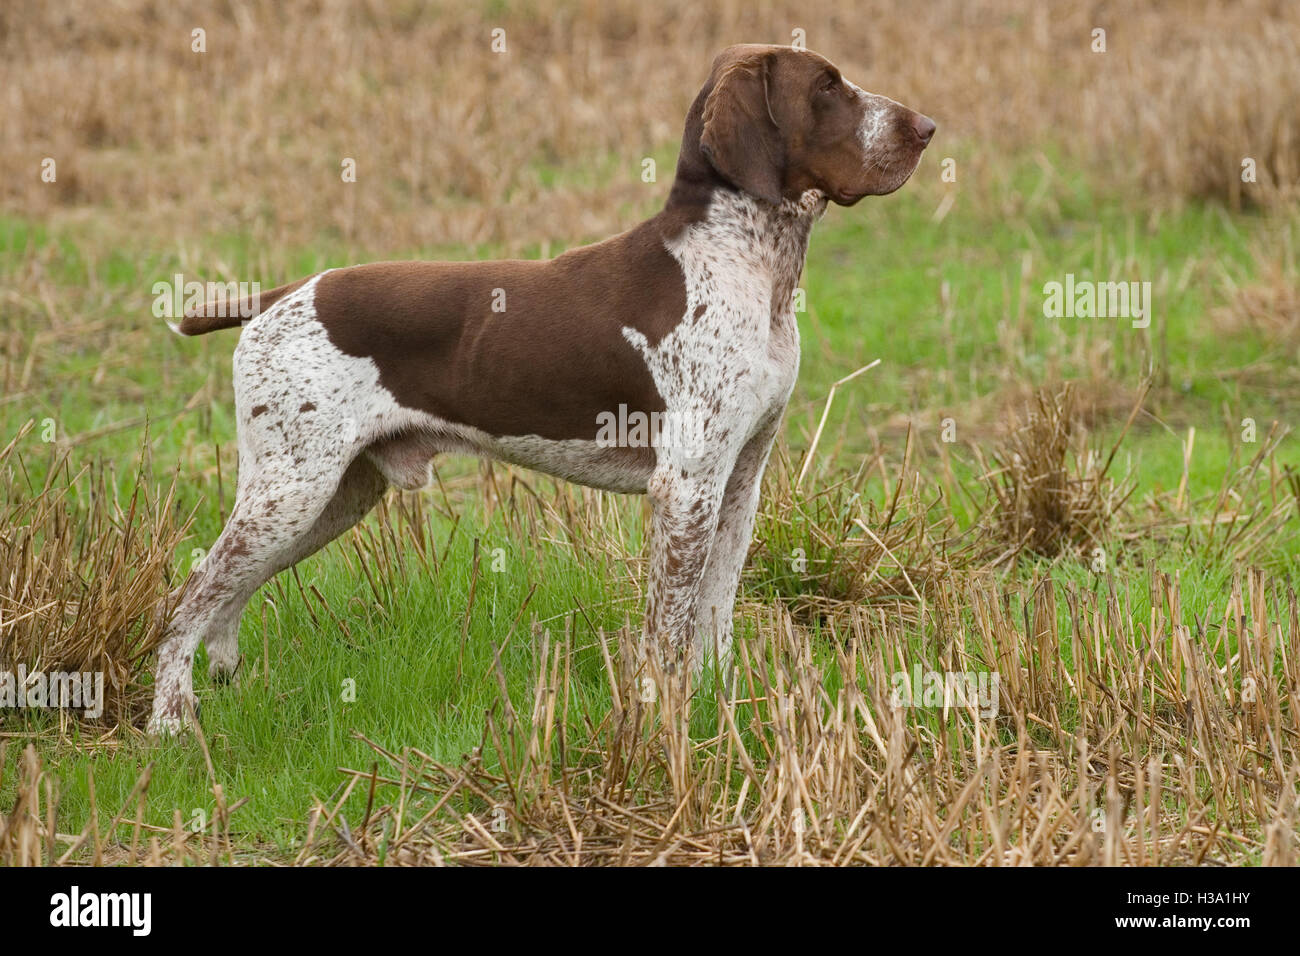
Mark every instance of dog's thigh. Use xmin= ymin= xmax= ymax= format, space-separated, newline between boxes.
xmin=149 ymin=456 xmax=353 ymax=736
xmin=202 ymin=455 xmax=388 ymax=682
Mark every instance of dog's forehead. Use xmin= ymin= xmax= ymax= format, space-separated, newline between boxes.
xmin=711 ymin=43 xmax=837 ymax=81
xmin=775 ymin=47 xmax=837 ymax=75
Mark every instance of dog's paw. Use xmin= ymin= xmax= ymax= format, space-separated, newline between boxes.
xmin=207 ymin=653 xmax=242 ymax=685
xmin=146 ymin=697 xmax=200 ymax=739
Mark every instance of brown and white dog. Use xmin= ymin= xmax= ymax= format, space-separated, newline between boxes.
xmin=149 ymin=44 xmax=933 ymax=735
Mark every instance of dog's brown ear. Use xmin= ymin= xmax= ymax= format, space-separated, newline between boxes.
xmin=700 ymin=54 xmax=784 ymax=205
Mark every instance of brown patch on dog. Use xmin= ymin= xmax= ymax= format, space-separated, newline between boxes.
xmin=311 ymin=240 xmax=684 ymax=441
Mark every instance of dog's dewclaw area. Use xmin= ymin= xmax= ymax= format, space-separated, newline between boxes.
xmin=2 ymin=0 xmax=1300 ymax=873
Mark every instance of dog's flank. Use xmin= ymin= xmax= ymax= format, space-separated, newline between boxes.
xmin=148 ymin=43 xmax=933 ymax=736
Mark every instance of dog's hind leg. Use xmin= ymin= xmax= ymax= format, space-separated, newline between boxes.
xmin=148 ymin=454 xmax=361 ymax=736
xmin=201 ymin=455 xmax=388 ymax=682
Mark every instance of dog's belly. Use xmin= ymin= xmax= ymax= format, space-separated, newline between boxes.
xmin=366 ymin=424 xmax=657 ymax=495
xmin=485 ymin=433 xmax=656 ymax=493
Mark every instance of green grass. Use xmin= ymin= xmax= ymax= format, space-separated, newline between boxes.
xmin=2 ymin=152 xmax=1298 ymax=858
xmin=22 ymin=515 xmax=626 ymax=853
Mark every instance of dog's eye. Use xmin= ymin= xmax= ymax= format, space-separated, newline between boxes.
xmin=818 ymin=75 xmax=840 ymax=94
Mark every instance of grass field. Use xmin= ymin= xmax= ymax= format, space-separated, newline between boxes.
xmin=3 ymin=1 xmax=1300 ymax=866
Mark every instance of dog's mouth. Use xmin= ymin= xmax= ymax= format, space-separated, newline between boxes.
xmin=831 ymin=158 xmax=921 ymax=205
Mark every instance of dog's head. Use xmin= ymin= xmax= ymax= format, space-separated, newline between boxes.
xmin=697 ymin=44 xmax=934 ymax=207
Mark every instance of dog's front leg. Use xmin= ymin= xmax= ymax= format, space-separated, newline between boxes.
xmin=694 ymin=415 xmax=781 ymax=669
xmin=643 ymin=466 xmax=728 ymax=675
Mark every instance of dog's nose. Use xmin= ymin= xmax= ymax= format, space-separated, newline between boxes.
xmin=910 ymin=113 xmax=936 ymax=146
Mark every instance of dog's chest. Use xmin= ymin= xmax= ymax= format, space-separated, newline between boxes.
xmin=651 ymin=192 xmax=815 ymax=431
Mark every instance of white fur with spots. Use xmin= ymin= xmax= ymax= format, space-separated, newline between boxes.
xmin=626 ymin=189 xmax=823 ymax=670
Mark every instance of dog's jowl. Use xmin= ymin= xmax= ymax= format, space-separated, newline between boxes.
xmin=149 ymin=44 xmax=933 ymax=736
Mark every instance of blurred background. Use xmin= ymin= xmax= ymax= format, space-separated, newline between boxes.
xmin=3 ymin=0 xmax=1297 ymax=253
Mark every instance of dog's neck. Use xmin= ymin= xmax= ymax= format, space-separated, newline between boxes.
xmin=656 ymin=184 xmax=822 ymax=352
xmin=664 ymin=182 xmax=823 ymax=304
xmin=662 ymin=109 xmax=825 ymax=293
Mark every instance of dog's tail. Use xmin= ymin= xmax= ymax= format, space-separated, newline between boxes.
xmin=171 ymin=276 xmax=316 ymax=335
